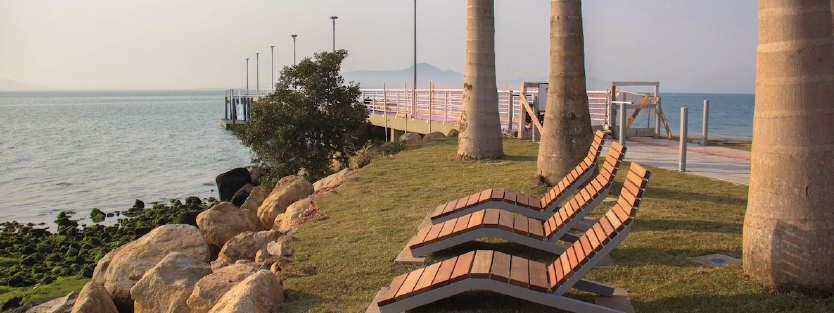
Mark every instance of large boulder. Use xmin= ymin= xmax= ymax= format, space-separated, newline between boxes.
xmin=313 ymin=169 xmax=353 ymax=192
xmin=240 ymin=186 xmax=269 ymax=229
xmin=423 ymin=132 xmax=446 ymax=140
xmin=212 ymin=230 xmax=283 ymax=269
xmin=26 ymin=291 xmax=78 ymax=313
xmin=92 ymin=224 xmax=209 ymax=312
xmin=187 ymin=263 xmax=260 ymax=313
xmin=266 ymin=236 xmax=293 ymax=258
xmin=230 ymin=184 xmax=254 ymax=207
xmin=70 ymin=282 xmax=117 ymax=313
xmin=257 ymin=176 xmax=313 ymax=229
xmin=196 ymin=202 xmax=258 ymax=247
xmin=446 ymin=128 xmax=460 ymax=137
xmin=216 ymin=168 xmax=251 ymax=202
xmin=273 ymin=197 xmax=313 ymax=233
xmin=130 ymin=252 xmax=212 ymax=313
xmin=399 ymin=132 xmax=422 ymax=143
xmin=207 ymin=271 xmax=284 ymax=313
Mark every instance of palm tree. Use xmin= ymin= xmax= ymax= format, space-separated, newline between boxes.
xmin=536 ymin=0 xmax=593 ymax=185
xmin=457 ymin=0 xmax=504 ymax=159
xmin=744 ymin=0 xmax=834 ymax=295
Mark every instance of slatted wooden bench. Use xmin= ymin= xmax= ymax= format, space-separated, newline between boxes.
xmin=407 ymin=145 xmax=633 ymax=257
xmin=375 ymin=163 xmax=652 ymax=313
xmin=429 ymin=131 xmax=609 ymax=224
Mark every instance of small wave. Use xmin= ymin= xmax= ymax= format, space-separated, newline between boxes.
xmin=56 ymin=182 xmax=72 ymax=186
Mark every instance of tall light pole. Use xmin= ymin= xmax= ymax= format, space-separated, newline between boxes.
xmin=270 ymin=46 xmax=275 ymax=89
xmin=255 ymin=52 xmax=260 ymax=90
xmin=291 ymin=35 xmax=298 ymax=65
xmin=413 ymin=0 xmax=417 ymax=116
xmin=330 ymin=16 xmax=338 ymax=52
xmin=245 ymin=58 xmax=249 ymax=91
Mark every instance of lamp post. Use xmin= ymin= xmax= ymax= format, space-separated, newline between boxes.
xmin=291 ymin=34 xmax=298 ymax=65
xmin=330 ymin=16 xmax=338 ymax=52
xmin=270 ymin=46 xmax=275 ymax=89
xmin=245 ymin=58 xmax=249 ymax=91
xmin=413 ymin=0 xmax=417 ymax=117
xmin=255 ymin=52 xmax=260 ymax=90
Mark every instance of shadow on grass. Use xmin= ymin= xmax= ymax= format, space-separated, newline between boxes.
xmin=634 ymin=218 xmax=742 ymax=235
xmin=615 ymin=247 xmax=741 ymax=267
xmin=644 ymin=187 xmax=748 ymax=205
xmin=637 ymin=292 xmax=834 ymax=313
xmin=279 ymin=289 xmax=326 ymax=312
xmin=409 ymin=290 xmax=593 ymax=313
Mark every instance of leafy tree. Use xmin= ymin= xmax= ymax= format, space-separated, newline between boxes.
xmin=234 ymin=50 xmax=368 ymax=183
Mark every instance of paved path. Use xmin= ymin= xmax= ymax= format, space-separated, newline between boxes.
xmin=604 ymin=137 xmax=751 ymax=185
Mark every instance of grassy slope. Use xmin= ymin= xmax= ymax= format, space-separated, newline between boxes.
xmin=0 ymin=277 xmax=88 ymax=310
xmin=277 ymin=137 xmax=834 ymax=312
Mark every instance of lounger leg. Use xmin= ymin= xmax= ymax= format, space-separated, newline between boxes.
xmin=574 ymin=279 xmax=616 ymax=297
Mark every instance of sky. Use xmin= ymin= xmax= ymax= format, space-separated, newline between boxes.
xmin=0 ymin=0 xmax=758 ymax=93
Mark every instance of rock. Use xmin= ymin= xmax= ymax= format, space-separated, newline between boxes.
xmin=379 ymin=142 xmax=397 ymax=154
xmin=273 ymin=197 xmax=313 ymax=232
xmin=254 ymin=249 xmax=272 ymax=264
xmin=216 ymin=168 xmax=251 ymax=202
xmin=91 ymin=245 xmax=124 ymax=286
xmin=446 ymin=128 xmax=460 ymax=137
xmin=249 ymin=167 xmax=262 ymax=186
xmin=26 ymin=291 xmax=78 ymax=313
xmin=197 ymin=202 xmax=258 ymax=247
xmin=269 ymin=263 xmax=281 ymax=275
xmin=130 ymin=252 xmax=212 ymax=313
xmin=312 ymin=169 xmax=352 ymax=192
xmin=266 ymin=236 xmax=293 ymax=257
xmin=187 ymin=263 xmax=260 ymax=313
xmin=365 ymin=145 xmax=382 ymax=154
xmin=213 ymin=230 xmax=283 ymax=269
xmin=240 ymin=186 xmax=269 ymax=229
xmin=70 ymin=282 xmax=117 ymax=313
xmin=207 ymin=271 xmax=284 ymax=313
xmin=399 ymin=132 xmax=422 ymax=143
xmin=230 ymin=184 xmax=254 ymax=207
xmin=257 ymin=176 xmax=313 ymax=229
xmin=92 ymin=225 xmax=209 ymax=311
xmin=133 ymin=303 xmax=151 ymax=313
xmin=423 ymin=132 xmax=446 ymax=140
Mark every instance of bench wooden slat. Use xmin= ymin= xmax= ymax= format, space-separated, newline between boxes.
xmin=611 ymin=141 xmax=625 ymax=153
xmin=498 ymin=210 xmax=515 ymax=231
xmin=559 ymin=253 xmax=572 ymax=282
xmin=423 ymin=224 xmax=445 ymax=245
xmin=585 ymin=226 xmax=601 ymax=250
xmin=450 ymin=251 xmax=475 ymax=283
xmin=491 ymin=188 xmax=505 ymax=201
xmin=627 ymin=171 xmax=649 ymax=188
xmin=431 ymin=257 xmax=459 ymax=289
xmin=431 ymin=203 xmax=447 ymax=218
xmin=490 ymin=251 xmax=512 ymax=282
xmin=467 ymin=210 xmax=486 ymax=230
xmin=437 ymin=218 xmax=458 ymax=240
xmin=580 ymin=236 xmax=594 ymax=258
xmin=593 ymin=223 xmax=610 ymax=244
xmin=547 ymin=262 xmax=559 ymax=290
xmin=378 ymin=273 xmax=408 ymax=306
xmin=580 ymin=189 xmax=593 ymax=204
xmin=607 ymin=211 xmax=626 ymax=231
xmin=504 ymin=190 xmax=517 ymax=204
xmin=451 ymin=214 xmax=472 ymax=236
xmin=509 ymin=256 xmax=530 ymax=288
xmin=600 ymin=217 xmax=616 ymax=237
xmin=528 ymin=218 xmax=544 ymax=239
xmin=513 ymin=213 xmax=529 ymax=235
xmin=477 ymin=189 xmax=492 ymax=205
xmin=394 ymin=267 xmax=425 ymax=301
xmin=466 ymin=193 xmax=480 ymax=207
xmin=630 ymin=162 xmax=649 ymax=178
xmin=616 ymin=197 xmax=632 ymax=211
xmin=440 ymin=200 xmax=458 ymax=217
xmin=408 ymin=227 xmax=431 ymax=248
xmin=483 ymin=209 xmax=500 ymax=228
xmin=612 ymin=205 xmax=630 ymax=225
xmin=621 ymin=189 xmax=641 ymax=208
xmin=412 ymin=262 xmax=442 ymax=295
xmin=573 ymin=240 xmax=586 ymax=264
xmin=470 ymin=250 xmax=494 ymax=278
xmin=622 ymin=179 xmax=643 ymax=199
xmin=453 ymin=195 xmax=469 ymax=212
xmin=566 ymin=246 xmax=579 ymax=271
xmin=529 ymin=260 xmax=549 ymax=292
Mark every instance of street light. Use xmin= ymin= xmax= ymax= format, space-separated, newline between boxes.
xmin=413 ymin=0 xmax=417 ymax=117
xmin=330 ymin=16 xmax=338 ymax=52
xmin=255 ymin=52 xmax=260 ymax=90
xmin=270 ymin=46 xmax=275 ymax=89
xmin=291 ymin=34 xmax=298 ymax=65
xmin=246 ymin=58 xmax=249 ymax=91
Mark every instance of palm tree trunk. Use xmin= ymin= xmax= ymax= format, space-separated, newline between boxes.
xmin=457 ymin=0 xmax=504 ymax=159
xmin=744 ymin=0 xmax=834 ymax=296
xmin=537 ymin=0 xmax=593 ymax=185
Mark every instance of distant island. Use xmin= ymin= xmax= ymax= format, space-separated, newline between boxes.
xmin=0 ymin=79 xmax=56 ymax=91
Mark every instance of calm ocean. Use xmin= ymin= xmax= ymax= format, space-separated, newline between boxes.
xmin=0 ymin=90 xmax=753 ymax=226
xmin=0 ymin=90 xmax=252 ymax=226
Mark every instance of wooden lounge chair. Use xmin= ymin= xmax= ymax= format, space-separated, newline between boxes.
xmin=374 ymin=163 xmax=652 ymax=313
xmin=407 ymin=147 xmax=633 ymax=257
xmin=429 ymin=130 xmax=609 ymax=224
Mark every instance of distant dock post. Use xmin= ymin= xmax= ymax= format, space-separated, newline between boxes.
xmin=701 ymin=100 xmax=709 ymax=146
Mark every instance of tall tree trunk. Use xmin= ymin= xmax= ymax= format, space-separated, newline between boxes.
xmin=537 ymin=0 xmax=593 ymax=184
xmin=457 ymin=0 xmax=504 ymax=159
xmin=744 ymin=0 xmax=834 ymax=296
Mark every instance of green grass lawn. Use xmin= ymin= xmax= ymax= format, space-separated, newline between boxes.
xmin=0 ymin=277 xmax=88 ymax=311
xmin=276 ymin=137 xmax=834 ymax=312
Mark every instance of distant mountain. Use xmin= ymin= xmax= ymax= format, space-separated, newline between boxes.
xmin=342 ymin=64 xmax=609 ymax=90
xmin=0 ymin=79 xmax=54 ymax=91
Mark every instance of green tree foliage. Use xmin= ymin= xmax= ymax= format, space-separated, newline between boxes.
xmin=233 ymin=50 xmax=368 ymax=183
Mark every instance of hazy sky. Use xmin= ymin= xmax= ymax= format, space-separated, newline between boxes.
xmin=0 ymin=0 xmax=758 ymax=93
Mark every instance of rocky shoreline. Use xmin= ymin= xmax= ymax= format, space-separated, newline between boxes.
xmin=4 ymin=131 xmax=451 ymax=313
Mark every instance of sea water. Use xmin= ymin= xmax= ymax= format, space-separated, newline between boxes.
xmin=0 ymin=90 xmax=252 ymax=226
xmin=659 ymin=93 xmax=754 ymax=139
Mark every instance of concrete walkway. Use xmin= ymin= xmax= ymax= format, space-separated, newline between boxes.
xmin=604 ymin=137 xmax=751 ymax=185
